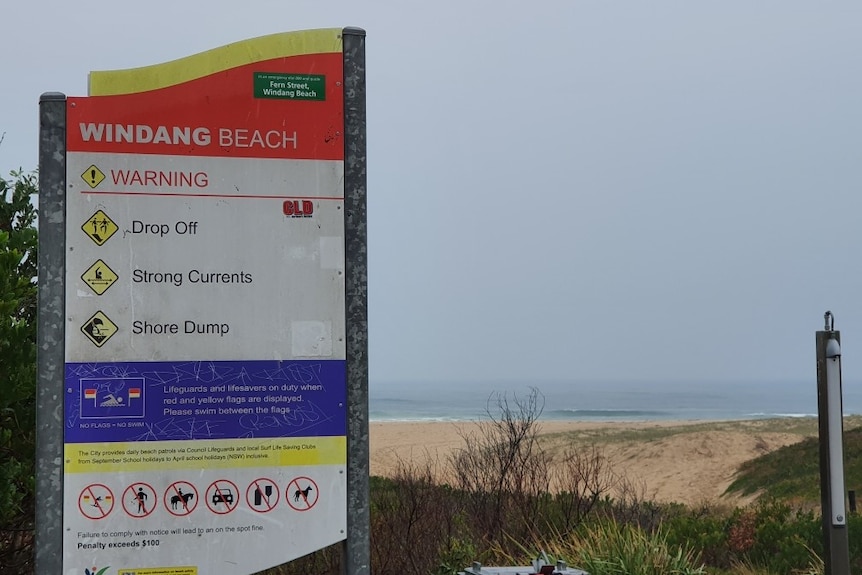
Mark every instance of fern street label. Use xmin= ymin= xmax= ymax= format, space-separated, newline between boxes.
xmin=254 ymin=73 xmax=325 ymax=100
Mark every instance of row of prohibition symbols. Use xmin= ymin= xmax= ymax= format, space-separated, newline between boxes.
xmin=78 ymin=477 xmax=319 ymax=520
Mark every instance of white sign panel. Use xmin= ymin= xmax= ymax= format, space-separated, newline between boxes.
xmin=63 ymin=29 xmax=348 ymax=575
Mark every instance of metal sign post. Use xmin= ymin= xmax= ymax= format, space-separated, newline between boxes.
xmin=342 ymin=27 xmax=370 ymax=575
xmin=816 ymin=311 xmax=850 ymax=575
xmin=37 ymin=28 xmax=368 ymax=575
xmin=35 ymin=91 xmax=68 ymax=575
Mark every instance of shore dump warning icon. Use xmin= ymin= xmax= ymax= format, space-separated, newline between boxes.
xmin=81 ymin=164 xmax=106 ymax=189
xmin=81 ymin=310 xmax=118 ymax=347
xmin=81 ymin=259 xmax=118 ymax=295
xmin=82 ymin=210 xmax=118 ymax=246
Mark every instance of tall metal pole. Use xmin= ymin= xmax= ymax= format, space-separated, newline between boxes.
xmin=36 ymin=92 xmax=67 ymax=575
xmin=342 ymin=26 xmax=370 ymax=575
xmin=817 ymin=311 xmax=850 ymax=575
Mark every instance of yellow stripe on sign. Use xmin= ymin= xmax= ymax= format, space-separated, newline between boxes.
xmin=89 ymin=28 xmax=343 ymax=96
xmin=118 ymin=567 xmax=197 ymax=575
xmin=65 ymin=437 xmax=346 ymax=473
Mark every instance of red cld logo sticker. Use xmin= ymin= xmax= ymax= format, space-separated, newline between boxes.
xmin=283 ymin=200 xmax=314 ymax=218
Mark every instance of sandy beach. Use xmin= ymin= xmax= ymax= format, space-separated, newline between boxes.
xmin=370 ymin=418 xmax=822 ymax=507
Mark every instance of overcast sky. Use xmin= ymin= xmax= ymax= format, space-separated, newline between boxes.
xmin=3 ymin=2 xmax=861 ymax=386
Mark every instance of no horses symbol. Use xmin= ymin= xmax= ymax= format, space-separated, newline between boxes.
xmin=164 ymin=481 xmax=198 ymax=516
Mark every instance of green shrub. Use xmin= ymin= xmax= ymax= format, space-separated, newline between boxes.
xmin=576 ymin=520 xmax=705 ymax=575
xmin=744 ymin=501 xmax=820 ymax=574
xmin=664 ymin=505 xmax=732 ymax=568
xmin=0 ymin=169 xmax=38 ymax=572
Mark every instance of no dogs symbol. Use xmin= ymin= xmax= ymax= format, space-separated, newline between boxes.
xmin=286 ymin=476 xmax=318 ymax=511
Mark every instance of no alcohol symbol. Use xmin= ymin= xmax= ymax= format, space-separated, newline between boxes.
xmin=246 ymin=478 xmax=279 ymax=513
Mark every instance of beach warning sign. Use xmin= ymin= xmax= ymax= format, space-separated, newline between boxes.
xmin=52 ymin=26 xmax=365 ymax=575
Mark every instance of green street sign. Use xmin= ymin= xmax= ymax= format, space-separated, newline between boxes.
xmin=254 ymin=73 xmax=325 ymax=101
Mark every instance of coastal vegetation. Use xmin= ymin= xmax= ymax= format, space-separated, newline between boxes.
xmin=0 ymin=169 xmax=38 ymax=572
xmin=263 ymin=393 xmax=861 ymax=575
xmin=728 ymin=423 xmax=862 ymax=503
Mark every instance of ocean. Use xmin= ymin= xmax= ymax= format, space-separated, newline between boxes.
xmin=369 ymin=379 xmax=862 ymax=422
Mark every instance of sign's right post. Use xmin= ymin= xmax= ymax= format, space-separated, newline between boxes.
xmin=342 ymin=27 xmax=370 ymax=575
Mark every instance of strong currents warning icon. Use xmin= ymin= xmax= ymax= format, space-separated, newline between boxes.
xmin=81 ymin=259 xmax=119 ymax=295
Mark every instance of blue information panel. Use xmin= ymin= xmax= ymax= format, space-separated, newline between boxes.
xmin=65 ymin=360 xmax=346 ymax=443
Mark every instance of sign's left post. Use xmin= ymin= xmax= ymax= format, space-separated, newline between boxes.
xmin=36 ymin=91 xmax=68 ymax=575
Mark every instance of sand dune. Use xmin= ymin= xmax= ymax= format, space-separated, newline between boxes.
xmin=370 ymin=419 xmax=818 ymax=506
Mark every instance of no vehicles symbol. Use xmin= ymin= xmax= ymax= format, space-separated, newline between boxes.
xmin=245 ymin=478 xmax=279 ymax=513
xmin=123 ymin=482 xmax=157 ymax=518
xmin=164 ymin=481 xmax=198 ymax=516
xmin=286 ymin=477 xmax=318 ymax=511
xmin=78 ymin=484 xmax=114 ymax=520
xmin=205 ymin=479 xmax=239 ymax=515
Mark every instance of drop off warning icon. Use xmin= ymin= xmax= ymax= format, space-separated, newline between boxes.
xmin=82 ymin=210 xmax=118 ymax=246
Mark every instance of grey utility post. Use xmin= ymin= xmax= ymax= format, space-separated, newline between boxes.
xmin=816 ymin=311 xmax=850 ymax=575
